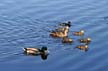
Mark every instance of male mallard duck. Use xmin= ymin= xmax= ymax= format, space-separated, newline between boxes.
xmin=76 ymin=45 xmax=88 ymax=51
xmin=56 ymin=21 xmax=71 ymax=32
xmin=56 ymin=22 xmax=71 ymax=32
xmin=59 ymin=21 xmax=71 ymax=26
xmin=23 ymin=47 xmax=49 ymax=60
xmin=79 ymin=37 xmax=91 ymax=44
xmin=62 ymin=37 xmax=73 ymax=43
xmin=73 ymin=30 xmax=84 ymax=36
xmin=50 ymin=27 xmax=69 ymax=38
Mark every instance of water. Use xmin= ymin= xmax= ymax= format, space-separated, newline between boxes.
xmin=0 ymin=0 xmax=108 ymax=71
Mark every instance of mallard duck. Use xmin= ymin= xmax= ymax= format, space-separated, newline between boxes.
xmin=62 ymin=37 xmax=73 ymax=43
xmin=55 ymin=22 xmax=71 ymax=32
xmin=23 ymin=47 xmax=49 ymax=56
xmin=73 ymin=30 xmax=84 ymax=36
xmin=50 ymin=27 xmax=69 ymax=38
xmin=79 ymin=37 xmax=91 ymax=44
xmin=59 ymin=21 xmax=71 ymax=26
xmin=56 ymin=21 xmax=71 ymax=32
xmin=76 ymin=45 xmax=88 ymax=51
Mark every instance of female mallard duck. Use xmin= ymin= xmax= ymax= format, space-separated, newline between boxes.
xmin=50 ymin=27 xmax=69 ymax=38
xmin=62 ymin=37 xmax=73 ymax=43
xmin=79 ymin=37 xmax=91 ymax=44
xmin=73 ymin=30 xmax=84 ymax=36
xmin=23 ymin=47 xmax=49 ymax=60
xmin=76 ymin=45 xmax=88 ymax=51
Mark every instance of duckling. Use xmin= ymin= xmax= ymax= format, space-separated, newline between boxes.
xmin=76 ymin=45 xmax=88 ymax=51
xmin=23 ymin=47 xmax=49 ymax=56
xmin=73 ymin=30 xmax=84 ymax=36
xmin=50 ymin=27 xmax=69 ymax=38
xmin=62 ymin=37 xmax=73 ymax=43
xmin=79 ymin=37 xmax=91 ymax=44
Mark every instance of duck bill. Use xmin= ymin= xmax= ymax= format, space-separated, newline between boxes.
xmin=45 ymin=50 xmax=50 ymax=55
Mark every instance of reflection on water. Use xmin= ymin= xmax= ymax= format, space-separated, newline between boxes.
xmin=104 ymin=16 xmax=108 ymax=24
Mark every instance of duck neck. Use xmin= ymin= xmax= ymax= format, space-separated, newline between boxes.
xmin=63 ymin=29 xmax=68 ymax=36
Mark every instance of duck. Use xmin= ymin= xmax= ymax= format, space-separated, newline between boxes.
xmin=23 ymin=46 xmax=49 ymax=56
xmin=55 ymin=22 xmax=71 ymax=32
xmin=76 ymin=45 xmax=88 ymax=51
xmin=59 ymin=21 xmax=71 ymax=26
xmin=79 ymin=37 xmax=91 ymax=44
xmin=62 ymin=37 xmax=73 ymax=43
xmin=73 ymin=30 xmax=84 ymax=36
xmin=50 ymin=26 xmax=69 ymax=38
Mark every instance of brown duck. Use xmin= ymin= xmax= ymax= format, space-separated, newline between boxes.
xmin=50 ymin=26 xmax=69 ymax=38
xmin=62 ymin=37 xmax=73 ymax=43
xmin=79 ymin=37 xmax=91 ymax=44
xmin=76 ymin=45 xmax=88 ymax=51
xmin=73 ymin=30 xmax=84 ymax=36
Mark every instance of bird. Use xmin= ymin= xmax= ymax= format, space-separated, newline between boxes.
xmin=76 ymin=45 xmax=88 ymax=51
xmin=62 ymin=37 xmax=73 ymax=43
xmin=79 ymin=37 xmax=91 ymax=44
xmin=55 ymin=22 xmax=71 ymax=32
xmin=50 ymin=21 xmax=71 ymax=38
xmin=23 ymin=46 xmax=49 ymax=60
xmin=59 ymin=21 xmax=71 ymax=26
xmin=50 ymin=27 xmax=69 ymax=38
xmin=73 ymin=30 xmax=84 ymax=36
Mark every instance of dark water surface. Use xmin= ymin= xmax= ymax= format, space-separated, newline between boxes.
xmin=0 ymin=0 xmax=108 ymax=71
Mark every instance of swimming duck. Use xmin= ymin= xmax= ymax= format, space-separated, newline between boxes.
xmin=50 ymin=27 xmax=69 ymax=38
xmin=79 ymin=37 xmax=91 ymax=44
xmin=59 ymin=21 xmax=71 ymax=26
xmin=23 ymin=47 xmax=49 ymax=60
xmin=76 ymin=45 xmax=88 ymax=51
xmin=62 ymin=37 xmax=73 ymax=43
xmin=73 ymin=30 xmax=84 ymax=36
xmin=55 ymin=22 xmax=71 ymax=32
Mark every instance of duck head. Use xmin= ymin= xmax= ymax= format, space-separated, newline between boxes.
xmin=84 ymin=45 xmax=89 ymax=51
xmin=65 ymin=21 xmax=71 ymax=27
xmin=84 ymin=45 xmax=88 ymax=49
xmin=41 ymin=47 xmax=49 ymax=55
xmin=40 ymin=46 xmax=49 ymax=60
xmin=59 ymin=21 xmax=71 ymax=27
xmin=80 ymin=30 xmax=84 ymax=34
xmin=87 ymin=37 xmax=91 ymax=41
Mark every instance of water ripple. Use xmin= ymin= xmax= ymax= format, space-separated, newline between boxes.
xmin=0 ymin=0 xmax=108 ymax=71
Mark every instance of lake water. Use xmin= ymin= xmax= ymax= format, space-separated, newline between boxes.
xmin=0 ymin=0 xmax=108 ymax=71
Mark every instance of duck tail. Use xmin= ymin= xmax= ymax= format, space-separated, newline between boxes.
xmin=50 ymin=33 xmax=55 ymax=37
xmin=23 ymin=48 xmax=27 ymax=51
